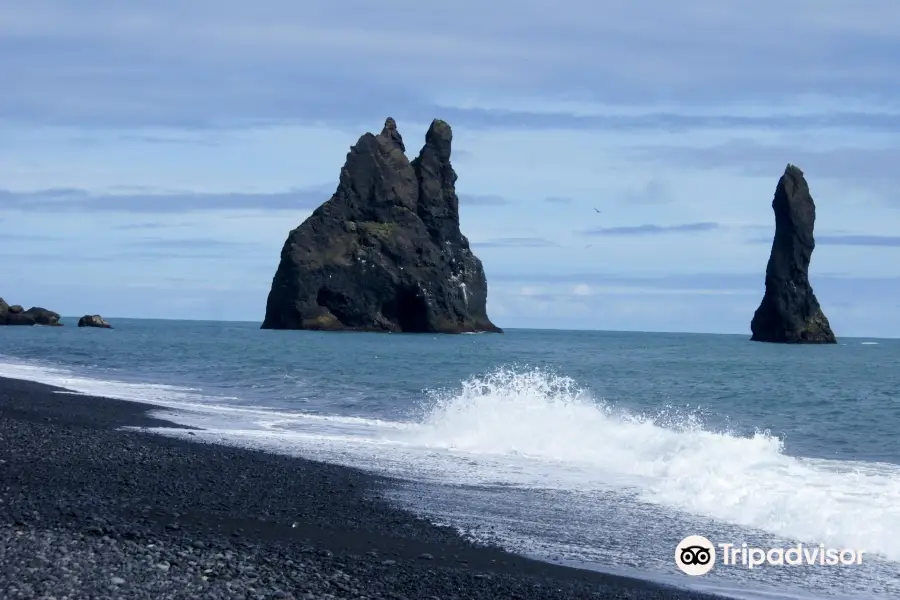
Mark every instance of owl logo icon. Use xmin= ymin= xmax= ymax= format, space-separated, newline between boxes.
xmin=675 ymin=535 xmax=716 ymax=575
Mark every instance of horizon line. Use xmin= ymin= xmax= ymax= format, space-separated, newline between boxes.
xmin=17 ymin=316 xmax=893 ymax=340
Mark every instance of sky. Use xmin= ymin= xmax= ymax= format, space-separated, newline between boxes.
xmin=2 ymin=1 xmax=900 ymax=336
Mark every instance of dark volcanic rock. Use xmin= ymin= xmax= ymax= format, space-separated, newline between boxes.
xmin=27 ymin=307 xmax=62 ymax=326
xmin=6 ymin=311 xmax=36 ymax=326
xmin=750 ymin=164 xmax=836 ymax=344
xmin=261 ymin=118 xmax=501 ymax=334
xmin=78 ymin=314 xmax=112 ymax=328
xmin=1 ymin=302 xmax=62 ymax=326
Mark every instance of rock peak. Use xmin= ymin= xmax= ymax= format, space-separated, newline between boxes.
xmin=426 ymin=119 xmax=451 ymax=142
xmin=750 ymin=165 xmax=835 ymax=343
xmin=379 ymin=116 xmax=405 ymax=152
xmin=780 ymin=164 xmax=805 ymax=190
xmin=422 ymin=119 xmax=452 ymax=160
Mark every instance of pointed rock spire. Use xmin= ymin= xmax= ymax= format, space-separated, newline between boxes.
xmin=411 ymin=119 xmax=459 ymax=242
xmin=422 ymin=119 xmax=452 ymax=160
xmin=750 ymin=164 xmax=836 ymax=343
xmin=379 ymin=117 xmax=405 ymax=152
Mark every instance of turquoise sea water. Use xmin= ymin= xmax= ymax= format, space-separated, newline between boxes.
xmin=2 ymin=319 xmax=898 ymax=599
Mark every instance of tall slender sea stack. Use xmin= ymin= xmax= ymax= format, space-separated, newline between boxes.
xmin=750 ymin=164 xmax=836 ymax=343
xmin=261 ymin=118 xmax=501 ymax=334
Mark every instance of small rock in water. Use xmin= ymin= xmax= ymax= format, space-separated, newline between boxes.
xmin=77 ymin=314 xmax=112 ymax=328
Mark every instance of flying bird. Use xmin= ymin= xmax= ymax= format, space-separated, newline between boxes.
xmin=593 ymin=207 xmax=601 ymax=213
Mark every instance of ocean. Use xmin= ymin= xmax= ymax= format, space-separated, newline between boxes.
xmin=1 ymin=319 xmax=897 ymax=600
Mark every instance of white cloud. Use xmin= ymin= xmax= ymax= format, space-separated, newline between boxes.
xmin=571 ymin=284 xmax=592 ymax=296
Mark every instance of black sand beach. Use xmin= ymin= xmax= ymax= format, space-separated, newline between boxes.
xmin=0 ymin=375 xmax=723 ymax=599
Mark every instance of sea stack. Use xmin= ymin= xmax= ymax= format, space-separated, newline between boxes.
xmin=0 ymin=298 xmax=62 ymax=326
xmin=78 ymin=314 xmax=113 ymax=328
xmin=261 ymin=118 xmax=501 ymax=334
xmin=750 ymin=164 xmax=836 ymax=343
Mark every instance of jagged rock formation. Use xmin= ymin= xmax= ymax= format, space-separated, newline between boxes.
xmin=0 ymin=298 xmax=62 ymax=326
xmin=261 ymin=118 xmax=501 ymax=334
xmin=78 ymin=314 xmax=112 ymax=328
xmin=750 ymin=165 xmax=836 ymax=343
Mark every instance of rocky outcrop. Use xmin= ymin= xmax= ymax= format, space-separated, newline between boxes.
xmin=78 ymin=314 xmax=112 ymax=328
xmin=750 ymin=164 xmax=836 ymax=343
xmin=261 ymin=118 xmax=501 ymax=334
xmin=0 ymin=299 xmax=62 ymax=326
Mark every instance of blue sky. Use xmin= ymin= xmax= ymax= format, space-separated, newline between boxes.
xmin=2 ymin=1 xmax=900 ymax=336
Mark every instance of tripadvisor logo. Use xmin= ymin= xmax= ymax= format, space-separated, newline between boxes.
xmin=675 ymin=535 xmax=716 ymax=575
xmin=674 ymin=536 xmax=865 ymax=575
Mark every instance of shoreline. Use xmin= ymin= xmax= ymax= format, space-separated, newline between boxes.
xmin=0 ymin=375 xmax=724 ymax=599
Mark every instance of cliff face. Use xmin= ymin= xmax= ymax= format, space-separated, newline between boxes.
xmin=750 ymin=165 xmax=836 ymax=343
xmin=261 ymin=118 xmax=501 ymax=334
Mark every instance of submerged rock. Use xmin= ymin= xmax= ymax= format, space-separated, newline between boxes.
xmin=750 ymin=164 xmax=836 ymax=343
xmin=261 ymin=118 xmax=501 ymax=334
xmin=78 ymin=314 xmax=113 ymax=328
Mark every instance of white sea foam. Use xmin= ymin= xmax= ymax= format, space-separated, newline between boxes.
xmin=2 ymin=359 xmax=899 ymax=574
